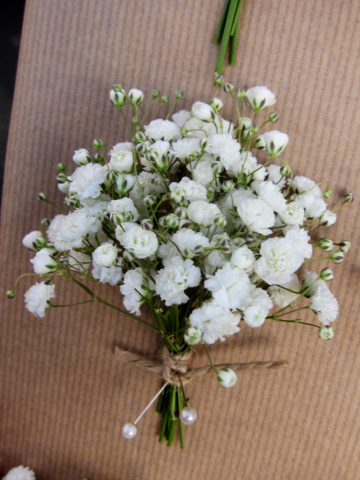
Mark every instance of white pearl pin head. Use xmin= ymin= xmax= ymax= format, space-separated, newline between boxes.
xmin=122 ymin=423 xmax=137 ymax=439
xmin=180 ymin=406 xmax=197 ymax=425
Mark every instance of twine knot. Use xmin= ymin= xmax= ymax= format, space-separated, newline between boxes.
xmin=158 ymin=346 xmax=192 ymax=386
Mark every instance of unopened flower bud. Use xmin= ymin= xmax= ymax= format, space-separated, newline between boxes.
xmin=128 ymin=88 xmax=144 ymax=106
xmin=217 ymin=367 xmax=237 ymax=388
xmin=253 ymin=136 xmax=265 ymax=150
xmin=183 ymin=248 xmax=195 ymax=259
xmin=56 ymin=173 xmax=67 ymax=184
xmin=134 ymin=131 xmax=146 ymax=143
xmin=213 ymin=213 xmax=227 ymax=227
xmin=339 ymin=240 xmax=351 ymax=253
xmin=141 ymin=219 xmax=153 ymax=231
xmin=107 ymin=170 xmax=119 ymax=183
xmin=344 ymin=192 xmax=354 ymax=203
xmin=221 ymin=180 xmax=234 ymax=192
xmin=115 ymin=174 xmax=136 ymax=195
xmin=280 ymin=165 xmax=290 ymax=176
xmin=211 ymin=160 xmax=224 ymax=174
xmin=6 ymin=289 xmax=15 ymax=299
xmin=317 ymin=238 xmax=333 ymax=251
xmin=320 ymin=211 xmax=337 ymax=227
xmin=191 ymin=102 xmax=216 ymax=123
xmin=57 ymin=162 xmax=66 ymax=172
xmin=215 ymin=74 xmax=224 ymax=86
xmin=68 ymin=197 xmax=80 ymax=208
xmin=175 ymin=207 xmax=188 ymax=219
xmin=175 ymin=90 xmax=184 ymax=99
xmin=92 ymin=153 xmax=103 ymax=163
xmin=73 ymin=148 xmax=91 ymax=166
xmin=184 ymin=327 xmax=202 ymax=345
xmin=210 ymin=97 xmax=224 ymax=111
xmin=323 ymin=189 xmax=332 ymax=198
xmin=236 ymin=88 xmax=246 ymax=99
xmin=170 ymin=187 xmax=186 ymax=204
xmin=41 ymin=218 xmax=50 ymax=228
xmin=147 ymin=150 xmax=158 ymax=162
xmin=135 ymin=142 xmax=147 ymax=154
xmin=123 ymin=250 xmax=136 ymax=262
xmin=37 ymin=192 xmax=48 ymax=202
xmin=330 ymin=250 xmax=344 ymax=264
xmin=179 ymin=219 xmax=192 ymax=229
xmin=59 ymin=255 xmax=69 ymax=265
xmin=197 ymin=139 xmax=207 ymax=152
xmin=181 ymin=128 xmax=189 ymax=137
xmin=224 ymin=82 xmax=234 ymax=93
xmin=161 ymin=95 xmax=169 ymax=103
xmin=152 ymin=90 xmax=160 ymax=99
xmin=143 ymin=195 xmax=156 ymax=207
xmin=320 ymin=268 xmax=334 ymax=281
xmin=92 ymin=139 xmax=104 ymax=149
xmin=269 ymin=112 xmax=279 ymax=123
xmin=166 ymin=214 xmax=179 ymax=228
xmin=159 ymin=216 xmax=167 ymax=228
xmin=221 ymin=244 xmax=232 ymax=254
xmin=319 ymin=326 xmax=334 ymax=340
xmin=36 ymin=236 xmax=47 ymax=248
xmin=249 ymin=123 xmax=259 ymax=134
xmin=110 ymin=87 xmax=126 ymax=107
xmin=193 ymin=244 xmax=205 ymax=256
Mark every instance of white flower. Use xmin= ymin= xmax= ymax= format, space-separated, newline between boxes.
xmin=206 ymin=133 xmax=241 ymax=170
xmin=134 ymin=170 xmax=164 ymax=195
xmin=109 ymin=142 xmax=134 ymax=173
xmin=115 ymin=222 xmax=139 ymax=243
xmin=267 ymin=164 xmax=286 ymax=189
xmin=72 ymin=148 xmax=90 ymax=166
xmin=192 ymin=158 xmax=216 ymax=188
xmin=188 ymin=201 xmax=221 ymax=227
xmin=217 ymin=368 xmax=237 ymax=388
xmin=202 ymin=247 xmax=228 ymax=274
xmin=204 ymin=262 xmax=251 ymax=310
xmin=170 ymin=177 xmax=208 ymax=203
xmin=68 ymin=249 xmax=91 ymax=271
xmin=243 ymin=305 xmax=268 ymax=327
xmin=120 ymin=268 xmax=154 ymax=316
xmin=30 ymin=248 xmax=57 ymax=273
xmin=279 ymin=202 xmax=305 ymax=225
xmin=3 ymin=466 xmax=36 ymax=480
xmin=310 ymin=284 xmax=339 ymax=325
xmin=25 ymin=282 xmax=55 ymax=318
xmin=49 ymin=209 xmax=101 ymax=251
xmin=107 ymin=198 xmax=139 ymax=222
xmin=320 ymin=211 xmax=336 ymax=227
xmin=158 ymin=240 xmax=182 ymax=267
xmin=110 ymin=87 xmax=126 ymax=107
xmin=283 ymin=225 xmax=312 ymax=258
xmin=295 ymin=193 xmax=327 ymax=218
xmin=303 ymin=270 xmax=325 ymax=296
xmin=254 ymin=237 xmax=304 ymax=285
xmin=237 ymin=198 xmax=275 ymax=235
xmin=69 ymin=163 xmax=106 ymax=201
xmin=169 ymin=138 xmax=201 ymax=162
xmin=92 ymin=243 xmax=118 ymax=267
xmin=217 ymin=188 xmax=256 ymax=219
xmin=226 ymin=150 xmax=258 ymax=178
xmin=22 ymin=231 xmax=42 ymax=250
xmin=128 ymin=88 xmax=144 ymax=105
xmin=189 ymin=299 xmax=241 ymax=344
xmin=292 ymin=176 xmax=322 ymax=197
xmin=268 ymin=273 xmax=300 ymax=308
xmin=258 ymin=131 xmax=289 ymax=157
xmin=92 ymin=259 xmax=123 ymax=286
xmin=115 ymin=174 xmax=136 ymax=194
xmin=245 ymin=86 xmax=276 ymax=111
xmin=319 ymin=326 xmax=335 ymax=339
xmin=210 ymin=97 xmax=224 ymax=111
xmin=251 ymin=180 xmax=287 ymax=213
xmin=230 ymin=245 xmax=255 ymax=272
xmin=172 ymin=109 xmax=191 ymax=127
xmin=191 ymin=101 xmax=216 ymax=122
xmin=149 ymin=140 xmax=170 ymax=169
xmin=155 ymin=257 xmax=201 ymax=306
xmin=245 ymin=285 xmax=273 ymax=311
xmin=121 ymin=226 xmax=158 ymax=259
xmin=144 ymin=119 xmax=181 ymax=141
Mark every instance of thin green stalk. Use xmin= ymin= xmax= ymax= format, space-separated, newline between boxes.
xmin=268 ymin=317 xmax=320 ymax=329
xmin=50 ymin=299 xmax=95 ymax=308
xmin=215 ymin=0 xmax=239 ymax=74
xmin=119 ymin=108 xmax=133 ymax=138
xmin=203 ymin=343 xmax=219 ymax=374
xmin=213 ymin=0 xmax=231 ymax=43
xmin=229 ymin=0 xmax=243 ymax=65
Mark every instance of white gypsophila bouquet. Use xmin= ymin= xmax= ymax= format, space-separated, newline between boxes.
xmin=8 ymin=76 xmax=353 ymax=449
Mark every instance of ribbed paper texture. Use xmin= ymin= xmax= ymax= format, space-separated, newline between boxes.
xmin=1 ymin=1 xmax=360 ymax=478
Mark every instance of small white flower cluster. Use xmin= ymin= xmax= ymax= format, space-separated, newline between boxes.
xmin=3 ymin=466 xmax=36 ymax=480
xmin=15 ymin=83 xmax=352 ymax=358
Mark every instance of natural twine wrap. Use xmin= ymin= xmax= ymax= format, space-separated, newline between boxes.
xmin=115 ymin=345 xmax=289 ymax=386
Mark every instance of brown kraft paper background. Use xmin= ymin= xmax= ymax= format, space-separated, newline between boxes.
xmin=1 ymin=0 xmax=360 ymax=479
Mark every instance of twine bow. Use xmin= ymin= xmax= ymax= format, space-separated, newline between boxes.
xmin=115 ymin=345 xmax=288 ymax=386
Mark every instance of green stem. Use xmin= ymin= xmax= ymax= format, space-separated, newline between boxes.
xmin=50 ymin=299 xmax=95 ymax=308
xmin=96 ymin=298 xmax=158 ymax=332
xmin=268 ymin=317 xmax=320 ymax=329
xmin=215 ymin=0 xmax=239 ymax=74
xmin=213 ymin=0 xmax=231 ymax=43
xmin=203 ymin=343 xmax=219 ymax=374
xmin=229 ymin=0 xmax=243 ymax=65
